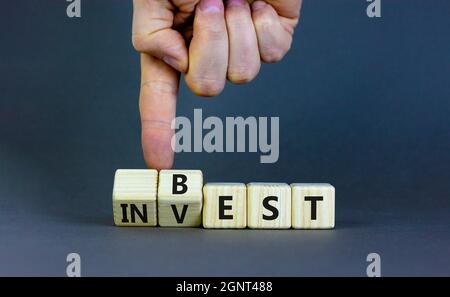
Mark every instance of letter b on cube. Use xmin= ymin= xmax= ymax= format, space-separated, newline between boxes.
xmin=158 ymin=170 xmax=203 ymax=227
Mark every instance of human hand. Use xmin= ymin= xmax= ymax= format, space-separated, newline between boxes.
xmin=132 ymin=0 xmax=302 ymax=169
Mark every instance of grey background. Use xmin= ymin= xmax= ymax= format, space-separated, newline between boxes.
xmin=1 ymin=0 xmax=449 ymax=276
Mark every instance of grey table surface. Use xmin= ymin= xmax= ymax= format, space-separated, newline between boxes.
xmin=1 ymin=0 xmax=450 ymax=276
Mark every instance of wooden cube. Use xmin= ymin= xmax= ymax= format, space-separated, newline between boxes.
xmin=291 ymin=183 xmax=335 ymax=229
xmin=247 ymin=183 xmax=291 ymax=229
xmin=112 ymin=169 xmax=158 ymax=226
xmin=203 ymin=183 xmax=247 ymax=229
xmin=158 ymin=170 xmax=203 ymax=227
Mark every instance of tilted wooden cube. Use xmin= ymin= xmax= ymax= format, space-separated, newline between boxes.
xmin=203 ymin=183 xmax=247 ymax=229
xmin=158 ymin=170 xmax=203 ymax=227
xmin=112 ymin=169 xmax=158 ymax=226
xmin=291 ymin=183 xmax=335 ymax=229
xmin=247 ymin=183 xmax=291 ymax=229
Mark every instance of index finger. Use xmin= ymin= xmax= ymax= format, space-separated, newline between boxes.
xmin=139 ymin=53 xmax=179 ymax=169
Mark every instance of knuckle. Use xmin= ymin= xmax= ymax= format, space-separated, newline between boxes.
xmin=141 ymin=119 xmax=172 ymax=132
xmin=228 ymin=66 xmax=258 ymax=84
xmin=202 ymin=27 xmax=226 ymax=41
xmin=254 ymin=16 xmax=277 ymax=32
xmin=187 ymin=77 xmax=224 ymax=97
xmin=141 ymin=80 xmax=178 ymax=97
xmin=197 ymin=19 xmax=226 ymax=41
xmin=226 ymin=10 xmax=250 ymax=29
xmin=227 ymin=19 xmax=248 ymax=32
xmin=261 ymin=46 xmax=286 ymax=63
xmin=132 ymin=35 xmax=146 ymax=52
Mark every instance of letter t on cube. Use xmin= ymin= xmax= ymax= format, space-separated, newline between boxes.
xmin=158 ymin=170 xmax=203 ymax=227
xmin=291 ymin=183 xmax=335 ymax=229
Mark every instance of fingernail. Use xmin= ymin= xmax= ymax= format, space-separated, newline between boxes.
xmin=227 ymin=0 xmax=245 ymax=7
xmin=252 ymin=1 xmax=267 ymax=11
xmin=163 ymin=56 xmax=179 ymax=71
xmin=199 ymin=0 xmax=223 ymax=13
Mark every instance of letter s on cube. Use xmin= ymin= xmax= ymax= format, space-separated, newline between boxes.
xmin=247 ymin=183 xmax=291 ymax=229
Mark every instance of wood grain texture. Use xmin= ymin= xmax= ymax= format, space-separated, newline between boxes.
xmin=158 ymin=170 xmax=203 ymax=227
xmin=203 ymin=183 xmax=247 ymax=229
xmin=247 ymin=183 xmax=291 ymax=229
xmin=291 ymin=183 xmax=335 ymax=229
xmin=112 ymin=169 xmax=158 ymax=226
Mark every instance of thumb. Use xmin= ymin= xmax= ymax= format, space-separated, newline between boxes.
xmin=132 ymin=0 xmax=188 ymax=73
xmin=139 ymin=54 xmax=179 ymax=170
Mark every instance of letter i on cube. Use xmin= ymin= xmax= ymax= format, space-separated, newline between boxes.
xmin=112 ymin=169 xmax=158 ymax=226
